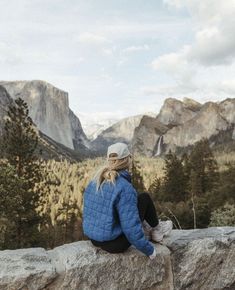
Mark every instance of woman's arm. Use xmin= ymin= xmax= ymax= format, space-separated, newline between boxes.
xmin=115 ymin=183 xmax=155 ymax=257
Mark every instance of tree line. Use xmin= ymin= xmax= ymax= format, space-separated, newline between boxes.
xmin=145 ymin=140 xmax=235 ymax=229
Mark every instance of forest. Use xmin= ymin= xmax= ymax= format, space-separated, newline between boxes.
xmin=0 ymin=97 xmax=234 ymax=250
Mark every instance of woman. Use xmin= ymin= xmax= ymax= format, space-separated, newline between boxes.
xmin=82 ymin=142 xmax=172 ymax=260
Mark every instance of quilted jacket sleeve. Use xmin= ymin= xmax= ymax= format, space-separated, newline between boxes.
xmin=115 ymin=183 xmax=155 ymax=257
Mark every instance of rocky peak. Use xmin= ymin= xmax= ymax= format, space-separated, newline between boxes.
xmin=182 ymin=97 xmax=202 ymax=111
xmin=156 ymin=97 xmax=199 ymax=126
xmin=219 ymin=98 xmax=235 ymax=124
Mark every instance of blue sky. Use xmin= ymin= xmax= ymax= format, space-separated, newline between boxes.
xmin=1 ymin=0 xmax=235 ymax=128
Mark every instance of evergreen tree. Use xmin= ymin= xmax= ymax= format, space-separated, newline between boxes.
xmin=187 ymin=139 xmax=219 ymax=228
xmin=161 ymin=150 xmax=187 ymax=202
xmin=131 ymin=159 xmax=146 ymax=193
xmin=189 ymin=138 xmax=219 ymax=195
xmin=0 ymin=97 xmax=48 ymax=248
xmin=0 ymin=161 xmax=24 ymax=249
xmin=148 ymin=176 xmax=161 ymax=202
xmin=181 ymin=152 xmax=191 ymax=190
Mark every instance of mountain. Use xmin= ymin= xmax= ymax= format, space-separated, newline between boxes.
xmin=90 ymin=114 xmax=146 ymax=154
xmin=69 ymin=109 xmax=91 ymax=150
xmin=90 ymin=96 xmax=235 ymax=157
xmin=156 ymin=97 xmax=202 ymax=126
xmin=78 ymin=113 xmax=121 ymax=141
xmin=132 ymin=97 xmax=235 ymax=156
xmin=1 ymin=80 xmax=234 ymax=159
xmin=163 ymin=102 xmax=229 ymax=151
xmin=0 ymin=80 xmax=91 ymax=152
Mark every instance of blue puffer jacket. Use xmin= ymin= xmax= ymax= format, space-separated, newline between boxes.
xmin=82 ymin=169 xmax=154 ymax=256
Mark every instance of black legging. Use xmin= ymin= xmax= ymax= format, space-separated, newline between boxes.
xmin=90 ymin=192 xmax=159 ymax=253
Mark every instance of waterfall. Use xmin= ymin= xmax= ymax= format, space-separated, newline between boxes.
xmin=155 ymin=135 xmax=163 ymax=156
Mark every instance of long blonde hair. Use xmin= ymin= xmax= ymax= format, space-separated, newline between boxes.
xmin=92 ymin=153 xmax=132 ymax=193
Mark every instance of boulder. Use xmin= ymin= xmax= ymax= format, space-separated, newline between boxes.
xmin=0 ymin=227 xmax=234 ymax=290
xmin=0 ymin=247 xmax=57 ymax=290
xmin=164 ymin=227 xmax=235 ymax=290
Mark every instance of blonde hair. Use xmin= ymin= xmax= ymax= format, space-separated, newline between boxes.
xmin=92 ymin=152 xmax=132 ymax=193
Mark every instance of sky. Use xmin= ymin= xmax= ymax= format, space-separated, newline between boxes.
xmin=1 ymin=0 xmax=235 ymax=129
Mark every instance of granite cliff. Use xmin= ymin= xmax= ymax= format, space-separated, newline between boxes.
xmin=0 ymin=80 xmax=91 ymax=152
xmin=0 ymin=83 xmax=94 ymax=161
xmin=132 ymin=97 xmax=235 ymax=156
xmin=91 ymin=114 xmax=146 ymax=154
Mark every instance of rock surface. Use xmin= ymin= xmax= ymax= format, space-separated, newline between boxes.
xmin=69 ymin=108 xmax=91 ymax=150
xmin=156 ymin=98 xmax=201 ymax=126
xmin=164 ymin=227 xmax=235 ymax=290
xmin=0 ymin=227 xmax=234 ymax=290
xmin=163 ymin=102 xmax=229 ymax=151
xmin=132 ymin=97 xmax=235 ymax=156
xmin=91 ymin=114 xmax=145 ymax=154
xmin=0 ymin=80 xmax=91 ymax=151
xmin=132 ymin=116 xmax=169 ymax=157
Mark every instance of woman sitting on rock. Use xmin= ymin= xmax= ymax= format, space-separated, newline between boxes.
xmin=82 ymin=142 xmax=172 ymax=260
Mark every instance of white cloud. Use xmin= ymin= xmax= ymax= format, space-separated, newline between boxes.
xmin=151 ymin=45 xmax=197 ymax=85
xmin=123 ymin=44 xmax=149 ymax=53
xmin=150 ymin=0 xmax=235 ymax=98
xmin=0 ymin=41 xmax=22 ymax=65
xmin=216 ymin=79 xmax=235 ymax=95
xmin=141 ymin=82 xmax=199 ymax=96
xmin=77 ymin=32 xmax=109 ymax=45
xmin=162 ymin=0 xmax=235 ymax=66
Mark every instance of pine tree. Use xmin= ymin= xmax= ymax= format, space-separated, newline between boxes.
xmin=187 ymin=138 xmax=219 ymax=228
xmin=148 ymin=176 xmax=161 ymax=196
xmin=0 ymin=97 xmax=48 ymax=248
xmin=161 ymin=150 xmax=187 ymax=202
xmin=189 ymin=138 xmax=219 ymax=195
xmin=0 ymin=161 xmax=24 ymax=249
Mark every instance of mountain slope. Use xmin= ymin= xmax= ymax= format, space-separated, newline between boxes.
xmin=90 ymin=114 xmax=145 ymax=154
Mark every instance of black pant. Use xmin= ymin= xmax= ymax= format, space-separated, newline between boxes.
xmin=90 ymin=192 xmax=159 ymax=253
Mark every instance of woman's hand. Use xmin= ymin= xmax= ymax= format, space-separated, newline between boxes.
xmin=149 ymin=247 xmax=157 ymax=260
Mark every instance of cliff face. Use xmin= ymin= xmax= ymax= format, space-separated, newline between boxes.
xmin=91 ymin=114 xmax=144 ymax=154
xmin=0 ymin=227 xmax=234 ymax=290
xmin=156 ymin=97 xmax=202 ymax=126
xmin=163 ymin=102 xmax=229 ymax=150
xmin=0 ymin=81 xmax=91 ymax=151
xmin=0 ymin=84 xmax=89 ymax=161
xmin=132 ymin=97 xmax=235 ymax=156
xmin=132 ymin=116 xmax=169 ymax=157
xmin=69 ymin=108 xmax=91 ymax=150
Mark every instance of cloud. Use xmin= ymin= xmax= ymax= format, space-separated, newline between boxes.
xmin=151 ymin=45 xmax=197 ymax=86
xmin=216 ymin=79 xmax=235 ymax=95
xmin=150 ymin=0 xmax=235 ymax=98
xmin=162 ymin=0 xmax=235 ymax=66
xmin=77 ymin=32 xmax=109 ymax=45
xmin=123 ymin=44 xmax=149 ymax=53
xmin=141 ymin=82 xmax=199 ymax=96
xmin=0 ymin=41 xmax=22 ymax=65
